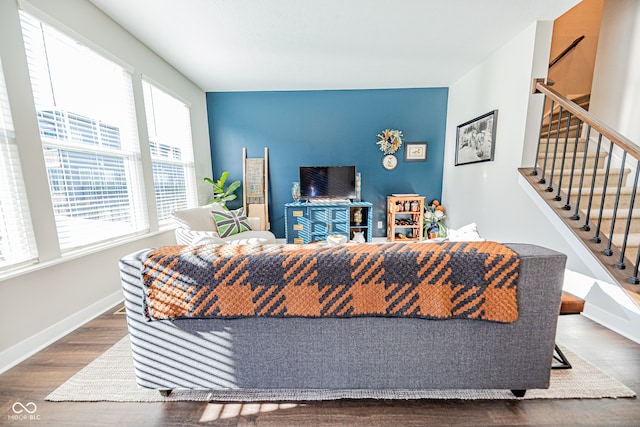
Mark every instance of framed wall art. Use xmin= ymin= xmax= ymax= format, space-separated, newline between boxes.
xmin=404 ymin=142 xmax=428 ymax=162
xmin=455 ymin=110 xmax=498 ymax=166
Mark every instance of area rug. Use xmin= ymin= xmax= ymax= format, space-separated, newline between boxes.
xmin=45 ymin=336 xmax=636 ymax=402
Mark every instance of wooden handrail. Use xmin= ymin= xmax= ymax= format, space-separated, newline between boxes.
xmin=549 ymin=35 xmax=585 ymax=69
xmin=534 ymin=80 xmax=640 ymax=162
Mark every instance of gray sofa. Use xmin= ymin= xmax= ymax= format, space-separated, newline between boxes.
xmin=119 ymin=243 xmax=566 ymax=397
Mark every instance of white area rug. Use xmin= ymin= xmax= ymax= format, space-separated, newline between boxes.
xmin=46 ymin=336 xmax=636 ymax=402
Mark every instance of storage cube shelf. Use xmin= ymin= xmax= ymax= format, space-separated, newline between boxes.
xmin=386 ymin=195 xmax=425 ymax=242
xmin=285 ymin=201 xmax=373 ymax=244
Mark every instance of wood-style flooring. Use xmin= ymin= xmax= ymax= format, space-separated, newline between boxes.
xmin=0 ymin=304 xmax=638 ymax=426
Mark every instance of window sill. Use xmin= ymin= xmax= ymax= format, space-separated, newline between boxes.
xmin=0 ymin=228 xmax=174 ymax=282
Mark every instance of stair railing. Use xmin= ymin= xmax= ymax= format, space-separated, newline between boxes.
xmin=531 ymin=80 xmax=640 ymax=285
xmin=549 ymin=35 xmax=585 ymax=69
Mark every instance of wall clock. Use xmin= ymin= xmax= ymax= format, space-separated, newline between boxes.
xmin=382 ymin=154 xmax=398 ymax=170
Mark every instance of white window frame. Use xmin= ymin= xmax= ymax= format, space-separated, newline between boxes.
xmin=142 ymin=78 xmax=197 ymax=224
xmin=0 ymin=58 xmax=38 ymax=270
xmin=20 ymin=10 xmax=148 ymax=252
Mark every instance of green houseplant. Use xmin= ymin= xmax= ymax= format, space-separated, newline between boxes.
xmin=204 ymin=171 xmax=241 ymax=209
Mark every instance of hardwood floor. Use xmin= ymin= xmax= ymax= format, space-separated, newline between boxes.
xmin=1 ymin=305 xmax=638 ymax=426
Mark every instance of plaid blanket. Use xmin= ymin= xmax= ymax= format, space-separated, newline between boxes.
xmin=142 ymin=241 xmax=520 ymax=323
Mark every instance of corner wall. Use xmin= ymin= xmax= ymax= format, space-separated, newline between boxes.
xmin=207 ymin=88 xmax=448 ymax=238
xmin=589 ymin=0 xmax=640 ymax=143
xmin=442 ymin=21 xmax=589 ymax=274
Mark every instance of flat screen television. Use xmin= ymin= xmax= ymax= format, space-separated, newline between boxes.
xmin=300 ymin=166 xmax=356 ymax=200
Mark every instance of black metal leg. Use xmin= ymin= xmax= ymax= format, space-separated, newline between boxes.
xmin=552 ymin=344 xmax=572 ymax=369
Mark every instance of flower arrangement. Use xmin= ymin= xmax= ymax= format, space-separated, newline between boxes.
xmin=376 ymin=129 xmax=403 ymax=154
xmin=424 ymin=199 xmax=447 ymax=239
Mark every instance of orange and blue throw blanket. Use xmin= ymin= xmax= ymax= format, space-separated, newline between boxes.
xmin=142 ymin=241 xmax=520 ymax=323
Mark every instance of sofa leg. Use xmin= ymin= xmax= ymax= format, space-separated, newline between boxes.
xmin=511 ymin=389 xmax=526 ymax=397
xmin=552 ymin=344 xmax=572 ymax=369
xmin=159 ymin=390 xmax=172 ymax=397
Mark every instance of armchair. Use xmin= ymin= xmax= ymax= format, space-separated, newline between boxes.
xmin=172 ymin=204 xmax=276 ymax=245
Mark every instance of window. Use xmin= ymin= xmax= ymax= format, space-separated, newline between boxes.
xmin=0 ymin=59 xmax=38 ymax=269
xmin=142 ymin=80 xmax=197 ymax=223
xmin=20 ymin=11 xmax=147 ymax=251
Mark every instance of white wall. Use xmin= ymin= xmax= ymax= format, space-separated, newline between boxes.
xmin=443 ymin=21 xmax=589 ymax=273
xmin=0 ymin=0 xmax=212 ymax=372
xmin=589 ymin=0 xmax=640 ymax=143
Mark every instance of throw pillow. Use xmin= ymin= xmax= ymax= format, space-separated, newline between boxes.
xmin=172 ymin=206 xmax=218 ymax=231
xmin=212 ymin=208 xmax=251 ymax=238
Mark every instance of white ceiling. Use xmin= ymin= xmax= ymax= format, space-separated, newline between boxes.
xmin=88 ymin=0 xmax=579 ymax=92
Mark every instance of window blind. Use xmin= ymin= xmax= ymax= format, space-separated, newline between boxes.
xmin=20 ymin=11 xmax=148 ymax=251
xmin=142 ymin=80 xmax=197 ymax=223
xmin=0 ymin=59 xmax=38 ymax=269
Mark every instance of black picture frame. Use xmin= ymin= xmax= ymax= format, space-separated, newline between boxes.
xmin=455 ymin=110 xmax=498 ymax=166
xmin=404 ymin=142 xmax=428 ymax=162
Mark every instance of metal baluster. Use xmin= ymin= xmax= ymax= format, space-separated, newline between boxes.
xmin=631 ymin=239 xmax=640 ymax=284
xmin=604 ymin=151 xmax=627 ymax=256
xmin=563 ymin=118 xmax=582 ymax=210
xmin=582 ymin=133 xmax=603 ymax=232
xmin=618 ymin=160 xmax=640 ymax=269
xmin=593 ymin=140 xmax=615 ymax=244
xmin=532 ymin=94 xmax=548 ymax=176
xmin=546 ymin=106 xmax=564 ymax=192
xmin=554 ymin=112 xmax=573 ymax=202
xmin=539 ymin=100 xmax=556 ymax=185
xmin=572 ymin=125 xmax=592 ymax=221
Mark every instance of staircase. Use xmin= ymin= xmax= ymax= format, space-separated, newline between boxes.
xmin=521 ymin=82 xmax=640 ymax=307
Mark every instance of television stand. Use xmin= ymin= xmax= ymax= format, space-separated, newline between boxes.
xmin=285 ymin=201 xmax=373 ymax=244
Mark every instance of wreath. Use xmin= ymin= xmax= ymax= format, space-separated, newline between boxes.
xmin=376 ymin=129 xmax=403 ymax=154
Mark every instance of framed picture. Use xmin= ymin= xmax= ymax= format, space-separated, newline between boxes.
xmin=404 ymin=142 xmax=428 ymax=162
xmin=455 ymin=110 xmax=498 ymax=166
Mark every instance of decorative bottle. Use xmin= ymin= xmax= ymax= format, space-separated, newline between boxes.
xmin=353 ymin=207 xmax=363 ymax=225
xmin=292 ymin=182 xmax=301 ymax=202
xmin=427 ymin=222 xmax=439 ymax=239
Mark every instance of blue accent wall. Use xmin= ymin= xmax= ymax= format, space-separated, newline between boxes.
xmin=206 ymin=88 xmax=448 ymax=238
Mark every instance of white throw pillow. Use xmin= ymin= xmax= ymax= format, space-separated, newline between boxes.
xmin=172 ymin=204 xmax=226 ymax=231
xmin=449 ymin=223 xmax=485 ymax=242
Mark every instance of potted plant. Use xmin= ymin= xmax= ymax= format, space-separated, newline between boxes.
xmin=204 ymin=171 xmax=241 ymax=209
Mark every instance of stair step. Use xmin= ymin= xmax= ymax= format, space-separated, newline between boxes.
xmin=538 ymin=138 xmax=588 ymax=152
xmin=567 ymin=185 xmax=639 ymax=197
xmin=563 ymin=186 xmax=640 ymax=210
xmin=589 ymin=209 xmax=640 ymax=234
xmin=542 ymin=168 xmax=630 ymax=188
xmin=597 ymin=219 xmax=640 ymax=235
xmin=590 ymin=207 xmax=640 ymax=220
xmin=541 ymin=130 xmax=581 ymax=139
xmin=611 ymin=233 xmax=640 ymax=265
xmin=541 ymin=124 xmax=581 ymax=139
xmin=542 ymin=115 xmax=580 ymax=130
xmin=538 ymin=150 xmax=607 ymax=169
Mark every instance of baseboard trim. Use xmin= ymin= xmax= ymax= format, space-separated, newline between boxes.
xmin=582 ymin=303 xmax=640 ymax=345
xmin=0 ymin=291 xmax=123 ymax=374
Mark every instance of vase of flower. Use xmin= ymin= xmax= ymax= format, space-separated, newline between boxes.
xmin=424 ymin=199 xmax=447 ymax=240
xmin=291 ymin=182 xmax=301 ymax=202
